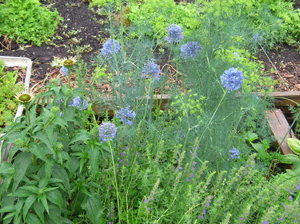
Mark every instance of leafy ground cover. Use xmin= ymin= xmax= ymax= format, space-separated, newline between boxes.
xmin=1 ymin=0 xmax=300 ymax=223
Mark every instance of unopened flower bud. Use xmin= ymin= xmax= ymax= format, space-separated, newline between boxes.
xmin=51 ymin=106 xmax=60 ymax=114
xmin=66 ymin=89 xmax=73 ymax=97
xmin=57 ymin=142 xmax=63 ymax=150
xmin=15 ymin=139 xmax=24 ymax=147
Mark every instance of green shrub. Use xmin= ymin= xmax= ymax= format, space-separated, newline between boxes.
xmin=0 ymin=0 xmax=62 ymax=46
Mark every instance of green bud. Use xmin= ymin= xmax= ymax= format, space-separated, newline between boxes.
xmin=66 ymin=89 xmax=73 ymax=97
xmin=50 ymin=78 xmax=56 ymax=84
xmin=57 ymin=142 xmax=63 ymax=150
xmin=51 ymin=106 xmax=60 ymax=114
xmin=15 ymin=139 xmax=24 ymax=147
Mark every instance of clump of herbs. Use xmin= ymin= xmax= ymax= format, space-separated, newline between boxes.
xmin=0 ymin=0 xmax=62 ymax=47
xmin=0 ymin=62 xmax=23 ymax=131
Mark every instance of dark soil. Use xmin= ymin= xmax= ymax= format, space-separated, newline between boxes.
xmin=1 ymin=0 xmax=300 ymax=92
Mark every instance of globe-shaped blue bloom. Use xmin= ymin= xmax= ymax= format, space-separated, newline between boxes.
xmin=142 ymin=58 xmax=161 ymax=82
xmin=228 ymin=147 xmax=240 ymax=161
xmin=180 ymin=42 xmax=202 ymax=60
xmin=101 ymin=39 xmax=121 ymax=58
xmin=220 ymin=67 xmax=244 ymax=92
xmin=60 ymin=66 xmax=68 ymax=76
xmin=165 ymin=24 xmax=184 ymax=44
xmin=116 ymin=107 xmax=136 ymax=126
xmin=98 ymin=122 xmax=117 ymax=143
xmin=68 ymin=97 xmax=88 ymax=110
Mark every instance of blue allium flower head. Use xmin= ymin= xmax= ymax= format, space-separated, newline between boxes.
xmin=68 ymin=97 xmax=89 ymax=110
xmin=60 ymin=66 xmax=68 ymax=76
xmin=228 ymin=147 xmax=240 ymax=161
xmin=180 ymin=42 xmax=202 ymax=60
xmin=220 ymin=67 xmax=244 ymax=92
xmin=165 ymin=24 xmax=184 ymax=44
xmin=101 ymin=39 xmax=121 ymax=58
xmin=142 ymin=58 xmax=161 ymax=81
xmin=116 ymin=107 xmax=136 ymax=126
xmin=252 ymin=33 xmax=262 ymax=43
xmin=98 ymin=122 xmax=117 ymax=143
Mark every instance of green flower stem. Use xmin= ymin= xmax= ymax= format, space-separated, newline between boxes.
xmin=109 ymin=141 xmax=121 ymax=223
xmin=68 ymin=68 xmax=71 ymax=88
xmin=24 ymin=103 xmax=36 ymax=165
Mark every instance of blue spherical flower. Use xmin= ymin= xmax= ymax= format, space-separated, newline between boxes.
xmin=252 ymin=33 xmax=262 ymax=43
xmin=142 ymin=58 xmax=161 ymax=81
xmin=227 ymin=147 xmax=240 ymax=161
xmin=60 ymin=66 xmax=68 ymax=76
xmin=220 ymin=67 xmax=244 ymax=91
xmin=68 ymin=97 xmax=89 ymax=110
xmin=116 ymin=107 xmax=136 ymax=126
xmin=98 ymin=122 xmax=117 ymax=143
xmin=101 ymin=39 xmax=121 ymax=58
xmin=180 ymin=42 xmax=202 ymax=60
xmin=165 ymin=24 xmax=184 ymax=44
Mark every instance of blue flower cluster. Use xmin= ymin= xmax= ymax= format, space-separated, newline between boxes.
xmin=101 ymin=39 xmax=121 ymax=58
xmin=142 ymin=58 xmax=161 ymax=81
xmin=116 ymin=107 xmax=136 ymax=126
xmin=227 ymin=147 xmax=240 ymax=161
xmin=60 ymin=66 xmax=68 ymax=76
xmin=165 ymin=24 xmax=184 ymax=44
xmin=68 ymin=97 xmax=89 ymax=110
xmin=57 ymin=97 xmax=89 ymax=117
xmin=180 ymin=42 xmax=202 ymax=60
xmin=252 ymin=33 xmax=262 ymax=43
xmin=220 ymin=67 xmax=244 ymax=92
xmin=98 ymin=122 xmax=117 ymax=143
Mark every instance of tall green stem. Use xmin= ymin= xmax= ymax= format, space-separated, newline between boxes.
xmin=109 ymin=141 xmax=121 ymax=223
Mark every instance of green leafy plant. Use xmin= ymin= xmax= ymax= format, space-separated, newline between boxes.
xmin=0 ymin=62 xmax=23 ymax=131
xmin=0 ymin=0 xmax=62 ymax=47
xmin=279 ymin=138 xmax=300 ymax=182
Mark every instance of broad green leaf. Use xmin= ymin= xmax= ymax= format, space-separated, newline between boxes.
xmin=15 ymin=197 xmax=26 ymax=215
xmin=0 ymin=174 xmax=14 ymax=194
xmin=23 ymin=195 xmax=37 ymax=220
xmin=69 ymin=157 xmax=80 ymax=174
xmin=12 ymin=189 xmax=32 ymax=197
xmin=89 ymin=147 xmax=100 ymax=177
xmin=13 ymin=152 xmax=32 ymax=192
xmin=246 ymin=131 xmax=258 ymax=142
xmin=34 ymin=201 xmax=45 ymax=223
xmin=33 ymin=132 xmax=55 ymax=156
xmin=280 ymin=154 xmax=300 ymax=166
xmin=28 ymin=142 xmax=51 ymax=163
xmin=69 ymin=130 xmax=93 ymax=145
xmin=287 ymin=138 xmax=300 ymax=155
xmin=19 ymin=185 xmax=39 ymax=194
xmin=0 ymin=205 xmax=15 ymax=213
xmin=0 ymin=162 xmax=13 ymax=175
xmin=80 ymin=185 xmax=92 ymax=197
xmin=40 ymin=193 xmax=49 ymax=214
xmin=8 ymin=145 xmax=21 ymax=162
xmin=26 ymin=213 xmax=42 ymax=224
xmin=46 ymin=189 xmax=64 ymax=208
xmin=48 ymin=208 xmax=62 ymax=224
xmin=52 ymin=164 xmax=70 ymax=196
xmin=81 ymin=195 xmax=102 ymax=224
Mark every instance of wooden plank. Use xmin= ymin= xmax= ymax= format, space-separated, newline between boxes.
xmin=266 ymin=109 xmax=296 ymax=155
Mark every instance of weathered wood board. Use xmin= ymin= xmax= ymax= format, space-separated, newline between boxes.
xmin=266 ymin=109 xmax=296 ymax=155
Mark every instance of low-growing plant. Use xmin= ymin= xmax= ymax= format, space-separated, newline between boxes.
xmin=0 ymin=62 xmax=23 ymax=131
xmin=0 ymin=0 xmax=62 ymax=47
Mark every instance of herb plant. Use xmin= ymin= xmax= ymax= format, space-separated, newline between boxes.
xmin=0 ymin=62 xmax=23 ymax=131
xmin=0 ymin=0 xmax=62 ymax=47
